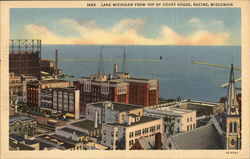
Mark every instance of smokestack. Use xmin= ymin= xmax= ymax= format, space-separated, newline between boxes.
xmin=55 ymin=49 xmax=58 ymax=75
xmin=94 ymin=110 xmax=98 ymax=128
xmin=155 ymin=132 xmax=162 ymax=149
xmin=114 ymin=64 xmax=119 ymax=73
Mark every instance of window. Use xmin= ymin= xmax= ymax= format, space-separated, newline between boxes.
xmin=187 ymin=125 xmax=189 ymax=131
xmin=187 ymin=118 xmax=189 ymax=123
xmin=157 ymin=125 xmax=161 ymax=130
xmin=190 ymin=117 xmax=192 ymax=122
xmin=190 ymin=124 xmax=192 ymax=130
xmin=229 ymin=122 xmax=233 ymax=133
xmin=103 ymin=130 xmax=106 ymax=135
xmin=177 ymin=119 xmax=180 ymax=123
xmin=234 ymin=122 xmax=237 ymax=133
xmin=193 ymin=123 xmax=195 ymax=129
xmin=111 ymin=132 xmax=114 ymax=137
xmin=177 ymin=127 xmax=180 ymax=133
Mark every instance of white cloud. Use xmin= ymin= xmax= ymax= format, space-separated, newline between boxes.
xmin=25 ymin=18 xmax=230 ymax=45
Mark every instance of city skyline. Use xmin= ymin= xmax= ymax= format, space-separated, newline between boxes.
xmin=10 ymin=8 xmax=240 ymax=46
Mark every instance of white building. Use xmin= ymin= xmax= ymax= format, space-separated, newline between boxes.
xmin=101 ymin=115 xmax=163 ymax=150
xmin=86 ymin=101 xmax=144 ymax=124
xmin=145 ymin=106 xmax=196 ymax=135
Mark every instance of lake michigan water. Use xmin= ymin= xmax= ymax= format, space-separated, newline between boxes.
xmin=41 ymin=45 xmax=241 ymax=102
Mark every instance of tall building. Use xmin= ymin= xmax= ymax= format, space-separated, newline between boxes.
xmin=224 ymin=64 xmax=241 ymax=149
xmin=9 ymin=39 xmax=41 ymax=79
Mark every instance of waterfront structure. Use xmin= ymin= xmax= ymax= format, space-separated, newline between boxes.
xmin=40 ymin=87 xmax=80 ymax=119
xmin=86 ymin=101 xmax=144 ymax=124
xmin=9 ymin=115 xmax=37 ymax=137
xmin=145 ymin=106 xmax=196 ymax=135
xmin=23 ymin=80 xmax=71 ymax=107
xmin=101 ymin=115 xmax=163 ymax=150
xmin=9 ymin=39 xmax=41 ymax=79
xmin=41 ymin=59 xmax=55 ymax=75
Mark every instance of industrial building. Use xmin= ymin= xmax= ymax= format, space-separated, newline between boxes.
xmin=40 ymin=87 xmax=80 ymax=119
xmin=9 ymin=39 xmax=41 ymax=79
xmin=75 ymin=64 xmax=158 ymax=115
xmin=23 ymin=80 xmax=71 ymax=107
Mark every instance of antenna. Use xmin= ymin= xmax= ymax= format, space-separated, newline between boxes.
xmin=98 ymin=47 xmax=105 ymax=74
xmin=121 ymin=46 xmax=127 ymax=73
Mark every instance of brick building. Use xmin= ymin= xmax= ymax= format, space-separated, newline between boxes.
xmin=23 ymin=80 xmax=71 ymax=108
xmin=75 ymin=65 xmax=159 ymax=115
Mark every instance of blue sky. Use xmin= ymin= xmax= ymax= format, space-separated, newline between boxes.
xmin=10 ymin=8 xmax=241 ymax=45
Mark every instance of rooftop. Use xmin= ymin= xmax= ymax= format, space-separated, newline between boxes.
xmin=90 ymin=102 xmax=143 ymax=112
xmin=9 ymin=139 xmax=35 ymax=150
xmin=59 ymin=127 xmax=87 ymax=136
xmin=170 ymin=123 xmax=224 ymax=149
xmin=51 ymin=134 xmax=83 ymax=145
xmin=108 ymin=116 xmax=160 ymax=127
xmin=71 ymin=120 xmax=101 ymax=130
xmin=9 ymin=134 xmax=38 ymax=145
xmin=38 ymin=135 xmax=75 ymax=149
xmin=84 ymin=142 xmax=108 ymax=150
xmin=9 ymin=115 xmax=35 ymax=125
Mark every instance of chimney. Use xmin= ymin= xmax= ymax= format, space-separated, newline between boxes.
xmin=94 ymin=110 xmax=98 ymax=128
xmin=127 ymin=116 xmax=132 ymax=126
xmin=155 ymin=132 xmax=162 ymax=149
xmin=55 ymin=49 xmax=59 ymax=75
xmin=114 ymin=64 xmax=119 ymax=73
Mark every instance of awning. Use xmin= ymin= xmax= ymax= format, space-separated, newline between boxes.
xmin=65 ymin=113 xmax=75 ymax=118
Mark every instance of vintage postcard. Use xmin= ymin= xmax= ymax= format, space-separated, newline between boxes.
xmin=0 ymin=0 xmax=250 ymax=159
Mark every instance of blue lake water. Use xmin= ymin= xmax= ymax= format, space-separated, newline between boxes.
xmin=41 ymin=45 xmax=241 ymax=102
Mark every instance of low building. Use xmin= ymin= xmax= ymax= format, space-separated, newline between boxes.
xmin=101 ymin=115 xmax=163 ymax=150
xmin=55 ymin=127 xmax=89 ymax=142
xmin=86 ymin=101 xmax=144 ymax=124
xmin=9 ymin=134 xmax=39 ymax=150
xmin=9 ymin=73 xmax=22 ymax=103
xmin=177 ymin=100 xmax=224 ymax=117
xmin=83 ymin=142 xmax=109 ymax=150
xmin=145 ymin=106 xmax=196 ymax=135
xmin=68 ymin=120 xmax=102 ymax=137
xmin=9 ymin=115 xmax=37 ymax=137
xmin=40 ymin=87 xmax=80 ymax=119
xmin=36 ymin=134 xmax=83 ymax=150
xmin=41 ymin=59 xmax=55 ymax=75
xmin=9 ymin=138 xmax=35 ymax=150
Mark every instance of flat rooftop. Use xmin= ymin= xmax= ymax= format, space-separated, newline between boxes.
xmin=108 ymin=116 xmax=160 ymax=127
xmin=90 ymin=102 xmax=143 ymax=112
xmin=71 ymin=120 xmax=101 ymax=130
xmin=38 ymin=134 xmax=75 ymax=149
xmin=59 ymin=127 xmax=87 ymax=136
xmin=84 ymin=142 xmax=108 ymax=150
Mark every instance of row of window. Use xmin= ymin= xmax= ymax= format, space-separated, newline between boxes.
xmin=187 ymin=117 xmax=193 ymax=123
xmin=187 ymin=123 xmax=196 ymax=131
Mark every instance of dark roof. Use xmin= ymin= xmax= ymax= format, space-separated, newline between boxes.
xmin=171 ymin=123 xmax=224 ymax=149
xmin=60 ymin=127 xmax=87 ymax=136
xmin=9 ymin=134 xmax=38 ymax=145
xmin=108 ymin=116 xmax=160 ymax=127
xmin=51 ymin=134 xmax=82 ymax=145
xmin=9 ymin=139 xmax=35 ymax=150
xmin=38 ymin=135 xmax=75 ymax=149
xmin=91 ymin=102 xmax=143 ymax=112
xmin=38 ymin=141 xmax=55 ymax=150
xmin=9 ymin=115 xmax=35 ymax=124
xmin=71 ymin=120 xmax=101 ymax=130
